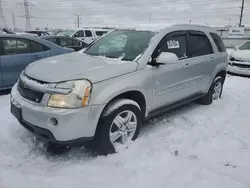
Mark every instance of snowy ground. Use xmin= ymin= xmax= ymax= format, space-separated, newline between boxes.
xmin=0 ymin=75 xmax=250 ymax=188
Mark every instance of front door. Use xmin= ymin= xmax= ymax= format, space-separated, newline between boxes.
xmin=1 ymin=38 xmax=46 ymax=87
xmin=152 ymin=31 xmax=197 ymax=109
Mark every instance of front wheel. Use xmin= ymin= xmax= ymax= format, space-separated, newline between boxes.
xmin=95 ymin=99 xmax=142 ymax=155
xmin=199 ymin=76 xmax=223 ymax=105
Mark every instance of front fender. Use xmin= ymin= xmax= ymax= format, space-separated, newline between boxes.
xmin=90 ymin=68 xmax=154 ymax=111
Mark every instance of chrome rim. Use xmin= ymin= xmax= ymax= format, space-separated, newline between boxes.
xmin=109 ymin=110 xmax=137 ymax=147
xmin=212 ymin=81 xmax=222 ymax=100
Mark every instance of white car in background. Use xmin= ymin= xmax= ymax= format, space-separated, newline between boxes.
xmin=228 ymin=41 xmax=250 ymax=76
xmin=56 ymin=28 xmax=110 ymax=44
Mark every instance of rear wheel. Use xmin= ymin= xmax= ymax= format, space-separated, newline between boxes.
xmin=95 ymin=99 xmax=142 ymax=155
xmin=199 ymin=76 xmax=223 ymax=105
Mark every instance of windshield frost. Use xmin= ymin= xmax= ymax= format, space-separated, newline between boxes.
xmin=84 ymin=30 xmax=155 ymax=61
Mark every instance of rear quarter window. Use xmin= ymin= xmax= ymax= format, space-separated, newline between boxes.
xmin=210 ymin=33 xmax=226 ymax=52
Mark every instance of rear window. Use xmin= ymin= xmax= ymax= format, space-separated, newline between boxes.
xmin=210 ymin=33 xmax=226 ymax=52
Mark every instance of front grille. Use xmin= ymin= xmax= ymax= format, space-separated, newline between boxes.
xmin=232 ymin=63 xmax=250 ymax=69
xmin=18 ymin=79 xmax=44 ymax=103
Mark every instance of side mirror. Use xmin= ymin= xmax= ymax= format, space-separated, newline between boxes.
xmin=156 ymin=52 xmax=179 ymax=64
xmin=234 ymin=45 xmax=239 ymax=50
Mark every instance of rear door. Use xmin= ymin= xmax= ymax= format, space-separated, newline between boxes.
xmin=185 ymin=30 xmax=214 ymax=93
xmin=1 ymin=37 xmax=48 ymax=87
xmin=84 ymin=30 xmax=95 ymax=44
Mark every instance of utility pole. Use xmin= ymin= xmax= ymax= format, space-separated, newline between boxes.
xmin=75 ymin=14 xmax=80 ymax=28
xmin=12 ymin=12 xmax=16 ymax=30
xmin=239 ymin=0 xmax=245 ymax=27
xmin=18 ymin=0 xmax=34 ymax=30
xmin=0 ymin=0 xmax=7 ymax=28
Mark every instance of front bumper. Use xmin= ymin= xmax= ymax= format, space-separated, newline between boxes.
xmin=228 ymin=60 xmax=250 ymax=76
xmin=10 ymin=84 xmax=105 ymax=145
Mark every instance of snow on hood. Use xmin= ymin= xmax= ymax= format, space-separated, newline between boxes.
xmin=24 ymin=52 xmax=137 ymax=83
xmin=231 ymin=49 xmax=250 ymax=61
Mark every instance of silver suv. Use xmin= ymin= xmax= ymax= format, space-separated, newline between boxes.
xmin=10 ymin=24 xmax=228 ymax=154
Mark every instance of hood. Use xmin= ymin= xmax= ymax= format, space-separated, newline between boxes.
xmin=24 ymin=52 xmax=137 ymax=83
xmin=231 ymin=49 xmax=250 ymax=62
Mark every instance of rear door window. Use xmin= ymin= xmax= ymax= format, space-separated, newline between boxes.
xmin=85 ymin=30 xmax=92 ymax=37
xmin=187 ymin=31 xmax=213 ymax=57
xmin=210 ymin=33 xmax=226 ymax=52
xmin=60 ymin=38 xmax=73 ymax=47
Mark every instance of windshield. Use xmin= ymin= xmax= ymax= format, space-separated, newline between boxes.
xmin=56 ymin=30 xmax=76 ymax=36
xmin=84 ymin=30 xmax=155 ymax=61
xmin=239 ymin=41 xmax=250 ymax=50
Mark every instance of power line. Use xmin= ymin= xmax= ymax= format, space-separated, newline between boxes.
xmin=35 ymin=0 xmax=239 ymax=11
xmin=40 ymin=0 xmax=238 ymax=9
xmin=15 ymin=7 xmax=250 ymax=21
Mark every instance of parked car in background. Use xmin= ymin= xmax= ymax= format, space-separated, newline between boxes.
xmin=10 ymin=24 xmax=228 ymax=155
xmin=26 ymin=30 xmax=50 ymax=37
xmin=0 ymin=34 xmax=74 ymax=90
xmin=41 ymin=36 xmax=88 ymax=51
xmin=228 ymin=40 xmax=250 ymax=76
xmin=56 ymin=28 xmax=110 ymax=44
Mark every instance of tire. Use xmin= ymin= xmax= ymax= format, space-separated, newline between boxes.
xmin=95 ymin=99 xmax=142 ymax=155
xmin=199 ymin=76 xmax=223 ymax=105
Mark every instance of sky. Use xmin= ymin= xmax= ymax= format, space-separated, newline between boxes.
xmin=1 ymin=0 xmax=250 ymax=30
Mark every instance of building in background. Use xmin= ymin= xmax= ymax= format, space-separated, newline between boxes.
xmin=215 ymin=26 xmax=250 ymax=48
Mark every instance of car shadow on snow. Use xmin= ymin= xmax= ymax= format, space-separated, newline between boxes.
xmin=141 ymin=102 xmax=200 ymax=136
xmin=17 ymin=129 xmax=97 ymax=161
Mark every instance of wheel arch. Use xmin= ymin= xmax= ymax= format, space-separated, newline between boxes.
xmin=100 ymin=90 xmax=147 ymax=119
xmin=215 ymin=69 xmax=226 ymax=84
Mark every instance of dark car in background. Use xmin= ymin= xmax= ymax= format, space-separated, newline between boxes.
xmin=0 ymin=34 xmax=74 ymax=90
xmin=41 ymin=36 xmax=88 ymax=51
xmin=26 ymin=30 xmax=50 ymax=37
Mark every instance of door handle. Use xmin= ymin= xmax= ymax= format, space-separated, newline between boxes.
xmin=183 ymin=63 xmax=190 ymax=69
xmin=211 ymin=56 xmax=214 ymax=60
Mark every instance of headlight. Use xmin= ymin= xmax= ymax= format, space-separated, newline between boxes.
xmin=48 ymin=80 xmax=92 ymax=108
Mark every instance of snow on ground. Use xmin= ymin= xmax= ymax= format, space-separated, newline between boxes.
xmin=0 ymin=75 xmax=250 ymax=188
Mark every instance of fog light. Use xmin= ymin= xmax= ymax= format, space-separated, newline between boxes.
xmin=48 ymin=118 xmax=58 ymax=126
